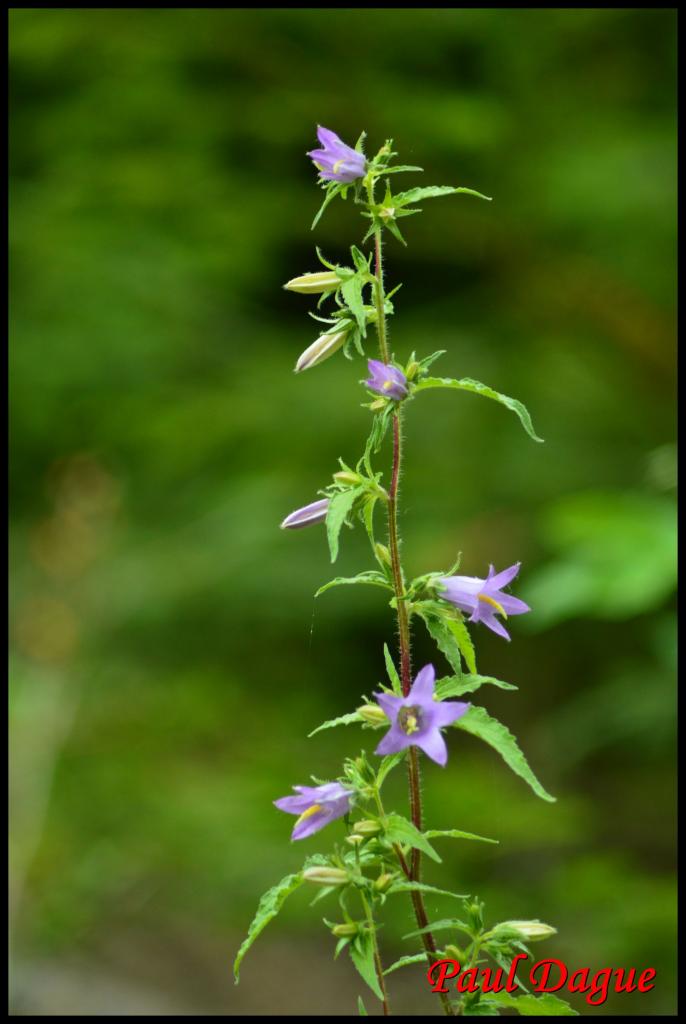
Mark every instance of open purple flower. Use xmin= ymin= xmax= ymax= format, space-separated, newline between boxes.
xmin=274 ymin=781 xmax=352 ymax=840
xmin=374 ymin=664 xmax=469 ymax=767
xmin=308 ymin=126 xmax=366 ymax=183
xmin=281 ymin=498 xmax=329 ymax=530
xmin=365 ymin=359 xmax=408 ymax=401
xmin=438 ymin=563 xmax=530 ymax=641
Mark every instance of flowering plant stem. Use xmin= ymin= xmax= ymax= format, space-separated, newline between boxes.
xmin=235 ymin=126 xmax=567 ymax=1018
xmin=373 ymin=207 xmax=455 ymax=1016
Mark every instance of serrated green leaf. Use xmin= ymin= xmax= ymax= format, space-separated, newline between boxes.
xmin=349 ymin=932 xmax=383 ymax=1000
xmin=388 ymin=880 xmax=468 ymax=900
xmin=379 ymin=164 xmax=424 ymax=175
xmin=383 ymin=643 xmax=402 ymax=695
xmin=341 ymin=275 xmax=367 ymax=337
xmin=403 ymin=918 xmax=473 ymax=940
xmin=383 ymin=812 xmax=442 ymax=863
xmin=316 ymin=571 xmax=391 ymax=597
xmin=311 ymin=182 xmax=346 ymax=230
xmin=308 ymin=711 xmax=362 ymax=738
xmin=414 ymin=377 xmax=543 ymax=443
xmin=455 ymin=707 xmax=556 ymax=802
xmin=485 ymin=991 xmax=578 ymax=1015
xmin=383 ymin=953 xmax=430 ymax=976
xmin=425 ymin=828 xmax=498 ymax=845
xmin=326 ymin=488 xmax=361 ymax=563
xmin=234 ymin=872 xmax=304 ymax=981
xmin=435 ymin=674 xmax=517 ymax=700
xmin=444 ymin=616 xmax=477 ymax=674
xmin=394 ymin=185 xmax=492 ymax=207
xmin=417 ymin=607 xmax=463 ymax=678
xmin=375 ymin=751 xmax=406 ymax=788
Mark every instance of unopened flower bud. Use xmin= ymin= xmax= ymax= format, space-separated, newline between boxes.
xmin=379 ymin=206 xmax=396 ymax=221
xmin=284 ymin=271 xmax=340 ymax=294
xmin=333 ymin=470 xmax=362 ymax=486
xmin=302 ymin=866 xmax=349 ymax=887
xmin=374 ymin=873 xmax=394 ymax=892
xmin=295 ymin=327 xmax=350 ymax=373
xmin=331 ymin=922 xmax=358 ymax=937
xmin=374 ymin=543 xmax=392 ymax=567
xmin=499 ymin=920 xmax=557 ymax=942
xmin=357 ymin=704 xmax=388 ymax=727
xmin=352 ymin=819 xmax=381 ymax=836
xmin=444 ymin=945 xmax=463 ymax=960
xmin=281 ymin=498 xmax=329 ymax=530
xmin=405 ymin=361 xmax=420 ymax=381
xmin=369 ymin=398 xmax=386 ymax=411
xmin=345 ymin=834 xmax=365 ymax=847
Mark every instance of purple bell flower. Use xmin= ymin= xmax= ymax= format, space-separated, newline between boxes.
xmin=308 ymin=126 xmax=367 ymax=184
xmin=439 ymin=563 xmax=530 ymax=641
xmin=280 ymin=498 xmax=329 ymax=530
xmin=365 ymin=359 xmax=408 ymax=401
xmin=274 ymin=781 xmax=353 ymax=840
xmin=374 ymin=664 xmax=470 ymax=767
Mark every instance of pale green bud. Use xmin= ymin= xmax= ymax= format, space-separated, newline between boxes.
xmin=295 ymin=327 xmax=349 ymax=373
xmin=352 ymin=819 xmax=381 ymax=836
xmin=374 ymin=873 xmax=394 ymax=892
xmin=333 ymin=470 xmax=362 ymax=486
xmin=374 ymin=543 xmax=392 ymax=567
xmin=331 ymin=922 xmax=358 ymax=937
xmin=498 ymin=920 xmax=557 ymax=941
xmin=283 ymin=271 xmax=340 ymax=294
xmin=445 ymin=944 xmax=463 ymax=960
xmin=345 ymin=834 xmax=365 ymax=847
xmin=405 ymin=361 xmax=420 ymax=381
xmin=302 ymin=866 xmax=349 ymax=887
xmin=356 ymin=704 xmax=388 ymax=727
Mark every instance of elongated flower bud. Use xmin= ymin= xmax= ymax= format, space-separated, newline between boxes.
xmin=284 ymin=271 xmax=340 ymax=294
xmin=374 ymin=543 xmax=392 ymax=567
xmin=352 ymin=819 xmax=381 ymax=836
xmin=295 ymin=327 xmax=350 ymax=373
xmin=333 ymin=470 xmax=362 ymax=486
xmin=356 ymin=704 xmax=388 ymax=727
xmin=497 ymin=920 xmax=557 ymax=941
xmin=331 ymin=922 xmax=358 ymax=937
xmin=280 ymin=498 xmax=329 ymax=530
xmin=374 ymin=873 xmax=394 ymax=892
xmin=302 ymin=866 xmax=349 ymax=887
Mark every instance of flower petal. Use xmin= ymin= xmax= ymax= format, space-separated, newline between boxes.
xmin=432 ymin=700 xmax=471 ymax=728
xmin=374 ymin=690 xmax=404 ymax=719
xmin=415 ymin=729 xmax=448 ymax=766
xmin=488 ymin=562 xmax=521 ymax=589
xmin=409 ymin=664 xmax=435 ymax=703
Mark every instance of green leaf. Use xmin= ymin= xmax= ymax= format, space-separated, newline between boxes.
xmin=375 ymin=751 xmax=406 ymax=789
xmin=326 ymin=488 xmax=360 ymax=563
xmin=394 ymin=185 xmax=492 ymax=207
xmin=383 ymin=812 xmax=442 ymax=863
xmin=316 ymin=571 xmax=391 ymax=597
xmin=388 ymin=880 xmax=468 ymax=900
xmin=417 ymin=607 xmax=463 ymax=678
xmin=485 ymin=991 xmax=578 ymax=1016
xmin=445 ymin=615 xmax=477 ymax=674
xmin=233 ymin=872 xmax=304 ymax=981
xmin=383 ymin=953 xmax=430 ymax=976
xmin=455 ymin=707 xmax=556 ymax=802
xmin=341 ymin=275 xmax=367 ymax=337
xmin=414 ymin=376 xmax=543 ymax=443
xmin=308 ymin=711 xmax=362 ymax=738
xmin=435 ymin=674 xmax=517 ymax=700
xmin=378 ymin=164 xmax=424 ymax=175
xmin=425 ymin=828 xmax=498 ymax=845
xmin=349 ymin=932 xmax=383 ymax=1000
xmin=311 ymin=182 xmax=346 ymax=230
xmin=383 ymin=643 xmax=402 ymax=695
xmin=357 ymin=995 xmax=368 ymax=1015
xmin=403 ymin=918 xmax=473 ymax=940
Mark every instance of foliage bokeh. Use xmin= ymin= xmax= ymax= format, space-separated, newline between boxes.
xmin=9 ymin=8 xmax=676 ymax=1015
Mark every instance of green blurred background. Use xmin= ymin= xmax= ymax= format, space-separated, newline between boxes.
xmin=9 ymin=8 xmax=676 ymax=1016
